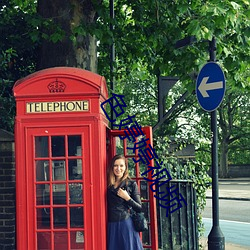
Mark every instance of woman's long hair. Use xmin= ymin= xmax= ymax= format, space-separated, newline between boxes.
xmin=107 ymin=154 xmax=130 ymax=187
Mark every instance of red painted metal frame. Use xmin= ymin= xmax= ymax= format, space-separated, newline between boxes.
xmin=108 ymin=127 xmax=158 ymax=250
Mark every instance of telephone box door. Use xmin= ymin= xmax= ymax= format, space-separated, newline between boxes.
xmin=108 ymin=126 xmax=158 ymax=250
xmin=26 ymin=126 xmax=92 ymax=250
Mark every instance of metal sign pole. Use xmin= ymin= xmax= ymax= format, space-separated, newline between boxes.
xmin=208 ymin=37 xmax=225 ymax=250
xmin=110 ymin=0 xmax=115 ymax=128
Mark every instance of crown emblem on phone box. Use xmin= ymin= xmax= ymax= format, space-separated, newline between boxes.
xmin=47 ymin=79 xmax=66 ymax=92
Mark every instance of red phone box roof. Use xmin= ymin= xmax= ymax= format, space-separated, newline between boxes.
xmin=13 ymin=67 xmax=108 ymax=99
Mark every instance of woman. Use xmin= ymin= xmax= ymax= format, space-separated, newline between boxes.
xmin=107 ymin=154 xmax=144 ymax=250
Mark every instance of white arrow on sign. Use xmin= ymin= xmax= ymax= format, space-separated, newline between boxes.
xmin=198 ymin=76 xmax=223 ymax=98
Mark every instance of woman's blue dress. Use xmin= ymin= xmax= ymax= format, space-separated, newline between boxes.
xmin=108 ymin=216 xmax=143 ymax=250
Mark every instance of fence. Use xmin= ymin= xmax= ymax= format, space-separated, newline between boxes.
xmin=157 ymin=179 xmax=198 ymax=250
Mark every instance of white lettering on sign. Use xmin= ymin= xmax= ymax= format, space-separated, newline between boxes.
xmin=26 ymin=100 xmax=89 ymax=113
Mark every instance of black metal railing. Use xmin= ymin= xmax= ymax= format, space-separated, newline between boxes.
xmin=157 ymin=179 xmax=198 ymax=250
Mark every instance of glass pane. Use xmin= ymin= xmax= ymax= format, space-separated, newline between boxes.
xmin=68 ymin=135 xmax=81 ymax=156
xmin=36 ymin=160 xmax=49 ymax=181
xmin=142 ymin=226 xmax=151 ymax=246
xmin=142 ymin=202 xmax=150 ymax=222
xmin=36 ymin=184 xmax=46 ymax=205
xmin=52 ymin=160 xmax=66 ymax=181
xmin=70 ymin=207 xmax=83 ymax=227
xmin=126 ymin=138 xmax=137 ymax=156
xmin=69 ymin=159 xmax=82 ymax=180
xmin=53 ymin=184 xmax=66 ymax=204
xmin=42 ymin=185 xmax=50 ymax=207
xmin=52 ymin=136 xmax=65 ymax=157
xmin=54 ymin=231 xmax=68 ymax=249
xmin=37 ymin=208 xmax=50 ymax=229
xmin=115 ymin=137 xmax=124 ymax=155
xmin=35 ymin=136 xmax=48 ymax=157
xmin=37 ymin=232 xmax=51 ymax=250
xmin=127 ymin=158 xmax=136 ymax=177
xmin=69 ymin=184 xmax=83 ymax=204
xmin=140 ymin=163 xmax=148 ymax=177
xmin=140 ymin=181 xmax=149 ymax=200
xmin=71 ymin=231 xmax=84 ymax=248
xmin=53 ymin=208 xmax=67 ymax=227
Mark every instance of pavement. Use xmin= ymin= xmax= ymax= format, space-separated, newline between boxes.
xmin=201 ymin=178 xmax=250 ymax=250
xmin=206 ymin=178 xmax=250 ymax=201
xmin=200 ymin=238 xmax=250 ymax=250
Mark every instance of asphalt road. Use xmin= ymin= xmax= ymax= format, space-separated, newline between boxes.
xmin=202 ymin=181 xmax=250 ymax=248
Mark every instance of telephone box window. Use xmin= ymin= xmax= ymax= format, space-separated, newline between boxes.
xmin=71 ymin=231 xmax=84 ymax=245
xmin=69 ymin=159 xmax=82 ymax=180
xmin=36 ymin=160 xmax=49 ymax=181
xmin=35 ymin=136 xmax=49 ymax=157
xmin=37 ymin=232 xmax=51 ymax=249
xmin=36 ymin=184 xmax=47 ymax=205
xmin=52 ymin=184 xmax=66 ymax=204
xmin=140 ymin=180 xmax=149 ymax=200
xmin=70 ymin=207 xmax=83 ymax=227
xmin=68 ymin=135 xmax=82 ymax=156
xmin=53 ymin=208 xmax=67 ymax=227
xmin=54 ymin=231 xmax=67 ymax=248
xmin=52 ymin=136 xmax=65 ymax=157
xmin=37 ymin=208 xmax=50 ymax=229
xmin=127 ymin=158 xmax=136 ymax=178
xmin=69 ymin=183 xmax=83 ymax=204
xmin=52 ymin=161 xmax=66 ymax=181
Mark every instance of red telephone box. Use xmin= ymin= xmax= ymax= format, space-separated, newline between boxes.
xmin=13 ymin=67 xmax=158 ymax=250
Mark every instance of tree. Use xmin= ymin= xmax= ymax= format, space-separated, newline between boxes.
xmin=37 ymin=0 xmax=101 ymax=71
xmin=218 ymin=89 xmax=250 ymax=177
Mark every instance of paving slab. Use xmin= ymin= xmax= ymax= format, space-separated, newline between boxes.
xmin=200 ymin=237 xmax=250 ymax=250
xmin=206 ymin=178 xmax=250 ymax=200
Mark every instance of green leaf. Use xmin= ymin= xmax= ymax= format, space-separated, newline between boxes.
xmin=187 ymin=19 xmax=201 ymax=39
xmin=230 ymin=1 xmax=241 ymax=10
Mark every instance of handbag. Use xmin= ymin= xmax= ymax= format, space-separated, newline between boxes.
xmin=131 ymin=210 xmax=148 ymax=232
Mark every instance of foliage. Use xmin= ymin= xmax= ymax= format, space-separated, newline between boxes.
xmin=0 ymin=0 xmax=37 ymax=131
xmin=98 ymin=0 xmax=249 ymax=90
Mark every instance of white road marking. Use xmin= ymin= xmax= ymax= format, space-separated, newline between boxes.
xmin=203 ymin=217 xmax=250 ymax=225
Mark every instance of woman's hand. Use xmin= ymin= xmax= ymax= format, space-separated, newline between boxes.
xmin=117 ymin=188 xmax=131 ymax=201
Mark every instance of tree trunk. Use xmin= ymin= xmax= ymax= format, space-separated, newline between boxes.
xmin=219 ymin=139 xmax=229 ymax=178
xmin=37 ymin=0 xmax=99 ymax=72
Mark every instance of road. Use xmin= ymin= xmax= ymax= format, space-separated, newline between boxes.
xmin=202 ymin=181 xmax=250 ymax=248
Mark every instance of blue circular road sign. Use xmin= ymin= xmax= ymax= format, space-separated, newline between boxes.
xmin=196 ymin=62 xmax=226 ymax=112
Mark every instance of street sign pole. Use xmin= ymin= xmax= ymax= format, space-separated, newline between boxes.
xmin=208 ymin=37 xmax=225 ymax=250
xmin=110 ymin=0 xmax=115 ymax=128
